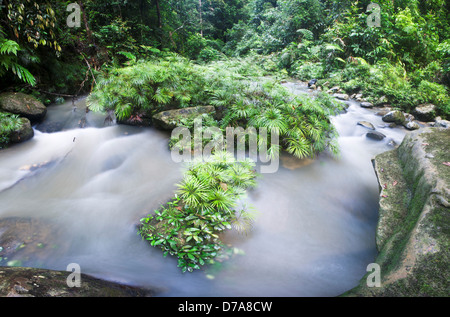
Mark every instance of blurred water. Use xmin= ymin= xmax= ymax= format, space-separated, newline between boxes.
xmin=0 ymin=85 xmax=407 ymax=296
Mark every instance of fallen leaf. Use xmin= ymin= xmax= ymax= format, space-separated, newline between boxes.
xmin=382 ymin=195 xmax=388 ymax=198
xmin=422 ymin=143 xmax=429 ymax=146
xmin=443 ymin=162 xmax=450 ymax=167
xmin=383 ymin=184 xmax=387 ymax=189
xmin=393 ymin=181 xmax=398 ymax=186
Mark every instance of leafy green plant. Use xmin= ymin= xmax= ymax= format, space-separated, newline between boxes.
xmin=0 ymin=112 xmax=22 ymax=149
xmin=0 ymin=33 xmax=36 ymax=86
xmin=138 ymin=152 xmax=258 ymax=273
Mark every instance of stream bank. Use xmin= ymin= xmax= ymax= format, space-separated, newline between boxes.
xmin=0 ymin=266 xmax=155 ymax=297
xmin=344 ymin=127 xmax=449 ymax=296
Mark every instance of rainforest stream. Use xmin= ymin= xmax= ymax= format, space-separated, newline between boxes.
xmin=0 ymin=81 xmax=407 ymax=296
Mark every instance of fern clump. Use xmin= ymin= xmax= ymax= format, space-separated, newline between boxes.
xmin=138 ymin=152 xmax=258 ymax=273
xmin=87 ymin=55 xmax=210 ymax=120
xmin=0 ymin=112 xmax=22 ymax=149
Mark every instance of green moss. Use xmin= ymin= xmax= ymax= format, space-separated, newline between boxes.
xmin=344 ymin=129 xmax=449 ymax=297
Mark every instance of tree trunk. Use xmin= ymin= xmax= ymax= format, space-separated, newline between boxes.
xmin=199 ymin=0 xmax=203 ymax=36
xmin=77 ymin=1 xmax=94 ymax=46
xmin=155 ymin=0 xmax=162 ymax=29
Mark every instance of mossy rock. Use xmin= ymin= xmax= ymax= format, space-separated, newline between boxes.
xmin=382 ymin=110 xmax=405 ymax=125
xmin=413 ymin=104 xmax=436 ymax=122
xmin=344 ymin=128 xmax=449 ymax=297
xmin=8 ymin=117 xmax=34 ymax=144
xmin=0 ymin=267 xmax=155 ymax=297
xmin=0 ymin=92 xmax=47 ymax=123
xmin=152 ymin=106 xmax=216 ymax=130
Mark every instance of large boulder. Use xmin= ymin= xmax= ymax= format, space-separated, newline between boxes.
xmin=0 ymin=92 xmax=47 ymax=123
xmin=152 ymin=106 xmax=216 ymax=130
xmin=413 ymin=104 xmax=436 ymax=122
xmin=344 ymin=128 xmax=449 ymax=297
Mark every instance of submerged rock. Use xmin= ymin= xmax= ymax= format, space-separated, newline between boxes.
xmin=0 ymin=217 xmax=157 ymax=297
xmin=366 ymin=131 xmax=386 ymax=141
xmin=0 ymin=217 xmax=68 ymax=265
xmin=357 ymin=121 xmax=376 ymax=130
xmin=0 ymin=92 xmax=47 ymax=123
xmin=375 ymin=110 xmax=389 ymax=117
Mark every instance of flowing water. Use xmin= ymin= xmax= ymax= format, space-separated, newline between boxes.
xmin=0 ymin=83 xmax=407 ymax=297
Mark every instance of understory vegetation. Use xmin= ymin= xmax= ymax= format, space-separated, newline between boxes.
xmin=0 ymin=112 xmax=21 ymax=149
xmin=139 ymin=152 xmax=257 ymax=272
xmin=88 ymin=54 xmax=342 ymax=160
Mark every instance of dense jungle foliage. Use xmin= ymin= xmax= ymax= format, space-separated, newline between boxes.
xmin=1 ymin=0 xmax=449 ymax=116
xmin=1 ymin=0 xmax=449 ymax=272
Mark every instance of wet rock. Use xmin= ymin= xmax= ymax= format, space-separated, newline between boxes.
xmin=0 ymin=217 xmax=68 ymax=266
xmin=344 ymin=128 xmax=450 ymax=297
xmin=0 ymin=92 xmax=47 ymax=123
xmin=388 ymin=139 xmax=397 ymax=147
xmin=366 ymin=131 xmax=386 ymax=141
xmin=403 ymin=113 xmax=415 ymax=122
xmin=327 ymin=86 xmax=340 ymax=94
xmin=0 ymin=267 xmax=155 ymax=297
xmin=433 ymin=117 xmax=450 ymax=129
xmin=404 ymin=121 xmax=420 ymax=130
xmin=375 ymin=110 xmax=389 ymax=117
xmin=308 ymin=79 xmax=317 ymax=88
xmin=357 ymin=121 xmax=375 ymax=130
xmin=152 ymin=106 xmax=216 ymax=130
xmin=413 ymin=104 xmax=436 ymax=122
xmin=360 ymin=102 xmax=373 ymax=108
xmin=333 ymin=93 xmax=349 ymax=101
xmin=8 ymin=117 xmax=34 ymax=144
xmin=382 ymin=110 xmax=405 ymax=125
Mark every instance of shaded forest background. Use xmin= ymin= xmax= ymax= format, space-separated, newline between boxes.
xmin=1 ymin=0 xmax=449 ymax=116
